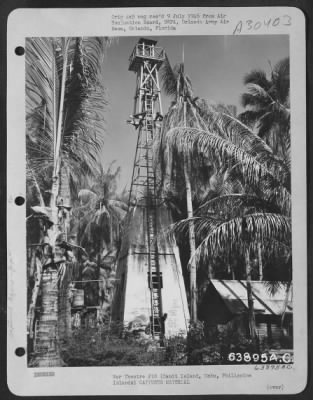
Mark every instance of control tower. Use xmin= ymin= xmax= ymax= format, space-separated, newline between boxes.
xmin=112 ymin=39 xmax=189 ymax=340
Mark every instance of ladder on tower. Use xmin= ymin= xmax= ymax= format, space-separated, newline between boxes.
xmin=145 ymin=92 xmax=163 ymax=340
xmin=127 ymin=39 xmax=165 ymax=341
xmin=147 ymin=208 xmax=163 ymax=338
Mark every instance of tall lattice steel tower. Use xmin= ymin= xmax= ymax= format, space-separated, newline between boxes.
xmin=112 ymin=38 xmax=189 ymax=340
xmin=127 ymin=38 xmax=164 ymax=204
xmin=128 ymin=38 xmax=165 ymax=337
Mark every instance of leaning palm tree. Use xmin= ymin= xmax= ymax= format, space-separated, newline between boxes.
xmin=26 ymin=36 xmax=109 ymax=366
xmin=238 ymin=57 xmax=290 ymax=159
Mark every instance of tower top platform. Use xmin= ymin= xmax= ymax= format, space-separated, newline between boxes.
xmin=128 ymin=38 xmax=165 ymax=72
xmin=138 ymin=38 xmax=157 ymax=46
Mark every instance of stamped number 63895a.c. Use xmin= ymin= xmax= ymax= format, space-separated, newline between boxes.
xmin=227 ymin=352 xmax=293 ymax=364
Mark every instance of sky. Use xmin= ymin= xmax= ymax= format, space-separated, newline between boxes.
xmin=101 ymin=35 xmax=289 ymax=192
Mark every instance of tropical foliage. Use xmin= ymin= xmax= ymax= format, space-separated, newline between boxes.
xmin=26 ymin=35 xmax=292 ymax=366
xmin=73 ymin=163 xmax=128 ymax=256
xmin=238 ymin=58 xmax=290 ymax=159
xmin=158 ymin=54 xmax=291 ymax=339
xmin=26 ymin=36 xmax=110 ymax=366
xmin=158 ymin=56 xmax=206 ymax=322
xmin=26 ymin=37 xmax=108 ymax=208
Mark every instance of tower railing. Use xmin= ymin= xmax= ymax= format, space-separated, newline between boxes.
xmin=129 ymin=44 xmax=164 ymax=61
xmin=129 ymin=44 xmax=165 ymax=72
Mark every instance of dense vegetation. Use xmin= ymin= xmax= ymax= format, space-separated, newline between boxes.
xmin=26 ymin=37 xmax=291 ymax=366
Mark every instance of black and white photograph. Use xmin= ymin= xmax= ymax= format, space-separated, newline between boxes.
xmin=7 ymin=7 xmax=307 ymax=396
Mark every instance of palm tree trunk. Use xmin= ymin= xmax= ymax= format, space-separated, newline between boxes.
xmin=184 ymin=157 xmax=197 ymax=323
xmin=30 ymin=268 xmax=64 ymax=367
xmin=32 ymin=40 xmax=71 ymax=367
xmin=50 ymin=39 xmax=70 ymax=223
xmin=183 ymin=99 xmax=197 ymax=323
xmin=27 ymin=256 xmax=42 ymax=339
xmin=29 ymin=247 xmax=37 ymax=282
xmin=245 ymin=247 xmax=256 ymax=340
xmin=208 ymin=263 xmax=214 ymax=279
xmin=257 ymin=242 xmax=263 ymax=280
xmin=54 ymin=39 xmax=70 ymax=188
xmin=58 ymin=266 xmax=73 ymax=341
xmin=110 ymin=213 xmax=113 ymax=245
xmin=65 ymin=284 xmax=72 ymax=337
xmin=281 ymin=282 xmax=292 ymax=327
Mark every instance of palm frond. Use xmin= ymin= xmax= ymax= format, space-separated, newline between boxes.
xmin=164 ymin=126 xmax=287 ymax=191
xmin=164 ymin=216 xmax=222 ymax=243
xmin=238 ymin=110 xmax=264 ymax=127
xmin=241 ymin=92 xmax=267 ymax=109
xmin=243 ymin=69 xmax=271 ymax=90
xmin=262 ymin=280 xmax=286 ymax=296
xmin=271 ymin=57 xmax=289 ymax=104
xmin=204 ymin=110 xmax=274 ymax=158
xmin=78 ymin=188 xmax=98 ymax=205
xmin=107 ymin=199 xmax=128 ymax=212
xmin=191 ymin=213 xmax=291 ymax=266
xmin=159 ymin=54 xmax=179 ymax=98
xmin=196 ymin=193 xmax=281 ymax=216
xmin=240 ymin=57 xmax=290 ymax=159
xmin=26 ymin=37 xmax=109 ymax=205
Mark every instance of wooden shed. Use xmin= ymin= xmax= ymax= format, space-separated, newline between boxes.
xmin=198 ymin=280 xmax=293 ymax=345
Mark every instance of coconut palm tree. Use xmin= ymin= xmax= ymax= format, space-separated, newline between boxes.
xmin=164 ymin=116 xmax=291 ymax=339
xmin=159 ymin=56 xmax=210 ymax=323
xmin=70 ymin=164 xmax=127 ymax=321
xmin=158 ymin=52 xmax=291 ymax=336
xmin=26 ymin=36 xmax=109 ymax=366
xmin=158 ymin=54 xmax=290 ymax=327
xmin=238 ymin=57 xmax=290 ymax=159
xmin=74 ymin=163 xmax=128 ymax=257
xmin=239 ymin=87 xmax=290 ymax=301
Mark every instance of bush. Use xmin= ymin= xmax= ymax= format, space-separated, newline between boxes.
xmin=61 ymin=319 xmax=283 ymax=366
xmin=164 ymin=335 xmax=187 ymax=365
xmin=61 ymin=325 xmax=169 ymax=366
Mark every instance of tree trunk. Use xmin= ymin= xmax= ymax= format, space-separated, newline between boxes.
xmin=27 ymin=256 xmax=42 ymax=339
xmin=29 ymin=247 xmax=37 ymax=282
xmin=257 ymin=242 xmax=263 ymax=280
xmin=53 ymin=39 xmax=70 ymax=183
xmin=31 ymin=40 xmax=71 ymax=367
xmin=110 ymin=213 xmax=113 ymax=245
xmin=184 ymin=157 xmax=197 ymax=323
xmin=208 ymin=263 xmax=214 ymax=279
xmin=183 ymin=98 xmax=197 ymax=323
xmin=245 ymin=247 xmax=256 ymax=340
xmin=58 ymin=266 xmax=73 ymax=342
xmin=30 ymin=268 xmax=64 ymax=367
xmin=281 ymin=282 xmax=292 ymax=327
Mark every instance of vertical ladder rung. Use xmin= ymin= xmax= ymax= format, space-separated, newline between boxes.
xmin=131 ymin=81 xmax=163 ymax=340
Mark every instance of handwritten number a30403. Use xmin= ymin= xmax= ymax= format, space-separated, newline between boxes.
xmin=233 ymin=15 xmax=291 ymax=35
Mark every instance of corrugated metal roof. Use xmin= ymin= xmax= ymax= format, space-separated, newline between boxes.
xmin=210 ymin=280 xmax=292 ymax=316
